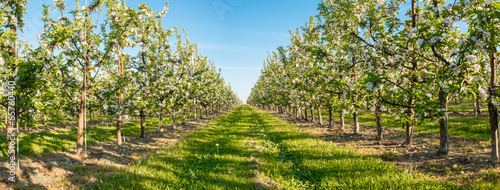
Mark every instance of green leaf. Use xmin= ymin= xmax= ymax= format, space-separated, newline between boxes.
xmin=418 ymin=26 xmax=431 ymax=33
xmin=469 ymin=88 xmax=477 ymax=100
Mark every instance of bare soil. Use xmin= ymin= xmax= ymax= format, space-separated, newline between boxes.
xmin=0 ymin=113 xmax=223 ymax=190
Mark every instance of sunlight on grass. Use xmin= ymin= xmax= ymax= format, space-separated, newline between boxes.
xmin=321 ymin=108 xmax=490 ymax=141
xmin=87 ymin=105 xmax=455 ymax=189
xmin=0 ymin=116 xmax=180 ymax=160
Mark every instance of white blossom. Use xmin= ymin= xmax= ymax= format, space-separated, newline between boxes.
xmin=366 ymin=82 xmax=374 ymax=91
xmin=467 ymin=55 xmax=477 ymax=63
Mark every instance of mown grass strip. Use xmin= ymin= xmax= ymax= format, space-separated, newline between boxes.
xmin=88 ymin=105 xmax=455 ymax=189
xmin=320 ymin=106 xmax=490 ymax=141
xmin=0 ymin=116 xmax=180 ymax=160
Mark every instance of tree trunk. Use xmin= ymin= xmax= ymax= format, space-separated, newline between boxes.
xmin=173 ymin=112 xmax=176 ymax=128
xmin=116 ymin=114 xmax=122 ymax=145
xmin=405 ymin=97 xmax=415 ymax=145
xmin=328 ymin=108 xmax=333 ymax=128
xmin=405 ymin=120 xmax=414 ymax=145
xmin=159 ymin=113 xmax=163 ymax=131
xmin=5 ymin=107 xmax=8 ymax=133
xmin=189 ymin=105 xmax=192 ymax=121
xmin=199 ymin=106 xmax=202 ymax=119
xmin=158 ymin=107 xmax=163 ymax=132
xmin=404 ymin=0 xmax=417 ymax=146
xmin=473 ymin=99 xmax=477 ymax=115
xmin=44 ymin=114 xmax=48 ymax=129
xmin=476 ymin=96 xmax=483 ymax=114
xmin=6 ymin=101 xmax=17 ymax=182
xmin=304 ymin=107 xmax=308 ymax=122
xmin=117 ymin=51 xmax=124 ymax=146
xmin=376 ymin=106 xmax=382 ymax=140
xmin=353 ymin=108 xmax=359 ymax=134
xmin=77 ymin=102 xmax=85 ymax=159
xmin=488 ymin=101 xmax=499 ymax=162
xmin=488 ymin=52 xmax=499 ymax=162
xmin=340 ymin=111 xmax=345 ymax=131
xmin=438 ymin=89 xmax=449 ymax=155
xmin=318 ymin=106 xmax=322 ymax=125
xmin=183 ymin=108 xmax=186 ymax=124
xmin=311 ymin=107 xmax=315 ymax=122
xmin=140 ymin=109 xmax=145 ymax=138
xmin=194 ymin=100 xmax=198 ymax=121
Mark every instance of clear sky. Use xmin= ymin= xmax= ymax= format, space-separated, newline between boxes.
xmin=19 ymin=0 xmax=321 ymax=103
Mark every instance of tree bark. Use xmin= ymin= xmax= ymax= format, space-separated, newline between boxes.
xmin=353 ymin=108 xmax=359 ymax=134
xmin=199 ymin=105 xmax=203 ymax=119
xmin=328 ymin=108 xmax=333 ymax=128
xmin=405 ymin=96 xmax=415 ymax=145
xmin=376 ymin=106 xmax=382 ymax=140
xmin=158 ymin=107 xmax=163 ymax=132
xmin=304 ymin=107 xmax=309 ymax=122
xmin=183 ymin=108 xmax=186 ymax=124
xmin=488 ymin=51 xmax=499 ymax=162
xmin=189 ymin=104 xmax=192 ymax=121
xmin=140 ymin=109 xmax=145 ymax=138
xmin=476 ymin=96 xmax=483 ymax=114
xmin=403 ymin=0 xmax=417 ymax=146
xmin=310 ymin=107 xmax=315 ymax=122
xmin=405 ymin=120 xmax=413 ymax=145
xmin=5 ymin=107 xmax=8 ymax=133
xmin=116 ymin=51 xmax=124 ymax=146
xmin=173 ymin=112 xmax=176 ymax=128
xmin=318 ymin=106 xmax=323 ymax=125
xmin=76 ymin=58 xmax=88 ymax=159
xmin=194 ymin=100 xmax=198 ymax=121
xmin=437 ymin=89 xmax=449 ymax=155
xmin=77 ymin=102 xmax=85 ymax=159
xmin=6 ymin=102 xmax=17 ymax=182
xmin=473 ymin=99 xmax=477 ymax=115
xmin=340 ymin=112 xmax=345 ymax=131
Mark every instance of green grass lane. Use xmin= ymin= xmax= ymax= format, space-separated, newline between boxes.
xmin=321 ymin=108 xmax=490 ymax=141
xmin=88 ymin=105 xmax=455 ymax=189
xmin=0 ymin=116 xmax=179 ymax=160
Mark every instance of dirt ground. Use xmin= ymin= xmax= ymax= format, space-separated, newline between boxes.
xmin=0 ymin=113 xmax=223 ymax=190
xmin=268 ymin=111 xmax=500 ymax=187
xmin=3 ymin=108 xmax=499 ymax=189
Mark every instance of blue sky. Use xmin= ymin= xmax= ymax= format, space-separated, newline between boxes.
xmin=19 ymin=0 xmax=321 ymax=103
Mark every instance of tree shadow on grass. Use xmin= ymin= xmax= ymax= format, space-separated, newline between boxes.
xmin=250 ymin=106 xmax=455 ymax=189
xmin=0 ymin=110 xmax=229 ymax=189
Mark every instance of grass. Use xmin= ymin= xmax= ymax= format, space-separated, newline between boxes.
xmin=0 ymin=113 xmax=116 ymax=129
xmin=0 ymin=115 xmax=185 ymax=160
xmin=87 ymin=105 xmax=456 ymax=189
xmin=318 ymin=105 xmax=491 ymax=141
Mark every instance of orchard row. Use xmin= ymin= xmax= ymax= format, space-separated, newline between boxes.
xmin=248 ymin=0 xmax=500 ymax=161
xmin=0 ymin=0 xmax=241 ymax=159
